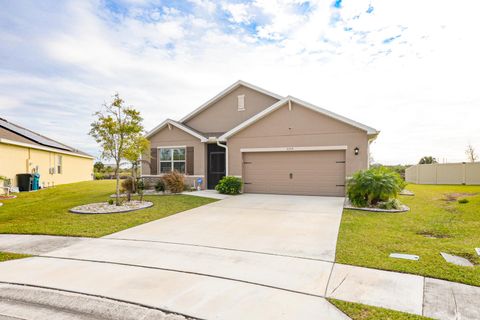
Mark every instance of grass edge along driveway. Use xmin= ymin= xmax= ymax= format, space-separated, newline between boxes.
xmin=336 ymin=184 xmax=480 ymax=287
xmin=0 ymin=180 xmax=217 ymax=237
xmin=329 ymin=299 xmax=432 ymax=320
xmin=0 ymin=252 xmax=31 ymax=262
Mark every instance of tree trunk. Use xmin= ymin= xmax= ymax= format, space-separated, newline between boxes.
xmin=131 ymin=162 xmax=137 ymax=194
xmin=115 ymin=160 xmax=120 ymax=206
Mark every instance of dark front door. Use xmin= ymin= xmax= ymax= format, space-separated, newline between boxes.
xmin=207 ymin=143 xmax=226 ymax=189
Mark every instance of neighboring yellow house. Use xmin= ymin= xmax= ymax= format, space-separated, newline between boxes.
xmin=0 ymin=117 xmax=93 ymax=193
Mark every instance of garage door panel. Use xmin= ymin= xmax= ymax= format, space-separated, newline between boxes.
xmin=243 ymin=150 xmax=345 ymax=196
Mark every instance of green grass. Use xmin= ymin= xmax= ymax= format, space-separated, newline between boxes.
xmin=336 ymin=184 xmax=480 ymax=286
xmin=0 ymin=180 xmax=217 ymax=237
xmin=329 ymin=299 xmax=431 ymax=320
xmin=0 ymin=252 xmax=31 ymax=262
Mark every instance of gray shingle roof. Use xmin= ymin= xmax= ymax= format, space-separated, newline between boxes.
xmin=0 ymin=117 xmax=92 ymax=157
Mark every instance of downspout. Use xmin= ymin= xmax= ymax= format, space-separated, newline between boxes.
xmin=216 ymin=140 xmax=228 ymax=176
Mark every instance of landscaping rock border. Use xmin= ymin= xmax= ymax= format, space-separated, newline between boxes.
xmin=109 ymin=191 xmax=170 ymax=198
xmin=0 ymin=195 xmax=17 ymax=199
xmin=399 ymin=189 xmax=415 ymax=196
xmin=70 ymin=201 xmax=153 ymax=214
xmin=344 ymin=199 xmax=410 ymax=213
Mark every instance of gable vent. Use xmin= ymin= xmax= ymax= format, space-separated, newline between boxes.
xmin=237 ymin=95 xmax=245 ymax=111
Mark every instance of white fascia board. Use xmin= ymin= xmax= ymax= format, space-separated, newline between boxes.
xmin=179 ymin=80 xmax=284 ymax=123
xmin=0 ymin=138 xmax=94 ymax=159
xmin=145 ymin=119 xmax=208 ymax=142
xmin=240 ymin=146 xmax=348 ymax=153
xmin=219 ymin=96 xmax=380 ymax=140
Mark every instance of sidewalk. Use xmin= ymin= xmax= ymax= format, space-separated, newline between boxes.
xmin=0 ymin=234 xmax=479 ymax=319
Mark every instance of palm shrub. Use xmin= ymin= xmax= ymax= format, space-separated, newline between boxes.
xmin=163 ymin=171 xmax=185 ymax=194
xmin=215 ymin=176 xmax=243 ymax=194
xmin=347 ymin=167 xmax=406 ymax=207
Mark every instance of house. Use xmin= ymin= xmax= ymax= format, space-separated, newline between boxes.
xmin=143 ymin=81 xmax=379 ymax=196
xmin=0 ymin=117 xmax=93 ymax=192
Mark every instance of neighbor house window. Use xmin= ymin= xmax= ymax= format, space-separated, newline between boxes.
xmin=56 ymin=155 xmax=63 ymax=174
xmin=159 ymin=147 xmax=186 ymax=173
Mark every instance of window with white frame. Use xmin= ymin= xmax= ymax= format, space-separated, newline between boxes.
xmin=159 ymin=147 xmax=186 ymax=173
xmin=56 ymin=155 xmax=63 ymax=174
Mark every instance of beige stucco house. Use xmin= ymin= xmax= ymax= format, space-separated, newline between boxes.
xmin=143 ymin=81 xmax=379 ymax=196
xmin=0 ymin=117 xmax=93 ymax=193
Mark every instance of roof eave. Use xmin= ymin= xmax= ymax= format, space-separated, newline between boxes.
xmin=219 ymin=96 xmax=380 ymax=140
xmin=145 ymin=119 xmax=208 ymax=142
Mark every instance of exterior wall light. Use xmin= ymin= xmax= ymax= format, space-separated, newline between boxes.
xmin=354 ymin=147 xmax=359 ymax=155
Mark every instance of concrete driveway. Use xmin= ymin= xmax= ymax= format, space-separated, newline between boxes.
xmin=0 ymin=194 xmax=348 ymax=319
xmin=106 ymin=193 xmax=345 ymax=261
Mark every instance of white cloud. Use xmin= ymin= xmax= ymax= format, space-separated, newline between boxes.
xmin=0 ymin=0 xmax=479 ymax=164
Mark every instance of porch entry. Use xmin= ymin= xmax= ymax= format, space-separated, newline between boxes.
xmin=207 ymin=143 xmax=226 ymax=189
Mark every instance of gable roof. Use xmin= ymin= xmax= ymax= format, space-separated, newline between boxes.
xmin=218 ymin=96 xmax=379 ymax=141
xmin=0 ymin=117 xmax=93 ymax=158
xmin=179 ymin=80 xmax=284 ymax=124
xmin=145 ymin=119 xmax=208 ymax=142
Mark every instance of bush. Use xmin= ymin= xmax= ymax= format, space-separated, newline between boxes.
xmin=108 ymin=199 xmax=114 ymax=205
xmin=121 ymin=177 xmax=134 ymax=193
xmin=377 ymin=199 xmax=402 ymax=210
xmin=215 ymin=176 xmax=243 ymax=195
xmin=137 ymin=179 xmax=145 ymax=201
xmin=458 ymin=198 xmax=469 ymax=204
xmin=154 ymin=179 xmax=165 ymax=192
xmin=163 ymin=171 xmax=185 ymax=194
xmin=347 ymin=167 xmax=406 ymax=207
xmin=121 ymin=177 xmax=134 ymax=201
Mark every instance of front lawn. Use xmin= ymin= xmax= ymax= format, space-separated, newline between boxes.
xmin=0 ymin=252 xmax=31 ymax=262
xmin=329 ymin=299 xmax=431 ymax=320
xmin=0 ymin=180 xmax=217 ymax=237
xmin=336 ymin=184 xmax=480 ymax=286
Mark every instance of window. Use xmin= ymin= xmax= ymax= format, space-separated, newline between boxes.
xmin=56 ymin=155 xmax=63 ymax=174
xmin=159 ymin=147 xmax=186 ymax=173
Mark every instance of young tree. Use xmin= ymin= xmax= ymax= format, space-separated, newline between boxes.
xmin=465 ymin=144 xmax=478 ymax=163
xmin=419 ymin=156 xmax=437 ymax=164
xmin=123 ymin=133 xmax=150 ymax=193
xmin=89 ymin=93 xmax=144 ymax=205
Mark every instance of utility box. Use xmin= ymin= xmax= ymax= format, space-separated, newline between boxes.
xmin=17 ymin=173 xmax=33 ymax=192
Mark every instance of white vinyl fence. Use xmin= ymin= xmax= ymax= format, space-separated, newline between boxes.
xmin=405 ymin=163 xmax=480 ymax=185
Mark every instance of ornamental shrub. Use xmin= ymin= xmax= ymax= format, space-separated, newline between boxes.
xmin=163 ymin=171 xmax=185 ymax=194
xmin=215 ymin=176 xmax=243 ymax=194
xmin=154 ymin=179 xmax=165 ymax=192
xmin=377 ymin=198 xmax=402 ymax=210
xmin=347 ymin=167 xmax=406 ymax=207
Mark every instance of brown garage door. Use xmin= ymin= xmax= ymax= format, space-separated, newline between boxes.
xmin=243 ymin=150 xmax=346 ymax=196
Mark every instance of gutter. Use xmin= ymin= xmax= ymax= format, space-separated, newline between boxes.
xmin=216 ymin=140 xmax=229 ymax=176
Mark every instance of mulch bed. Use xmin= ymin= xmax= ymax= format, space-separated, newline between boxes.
xmin=0 ymin=195 xmax=17 ymax=200
xmin=70 ymin=201 xmax=153 ymax=214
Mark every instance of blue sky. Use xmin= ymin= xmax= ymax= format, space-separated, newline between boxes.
xmin=0 ymin=0 xmax=479 ymax=164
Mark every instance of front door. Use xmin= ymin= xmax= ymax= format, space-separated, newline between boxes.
xmin=207 ymin=144 xmax=226 ymax=189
